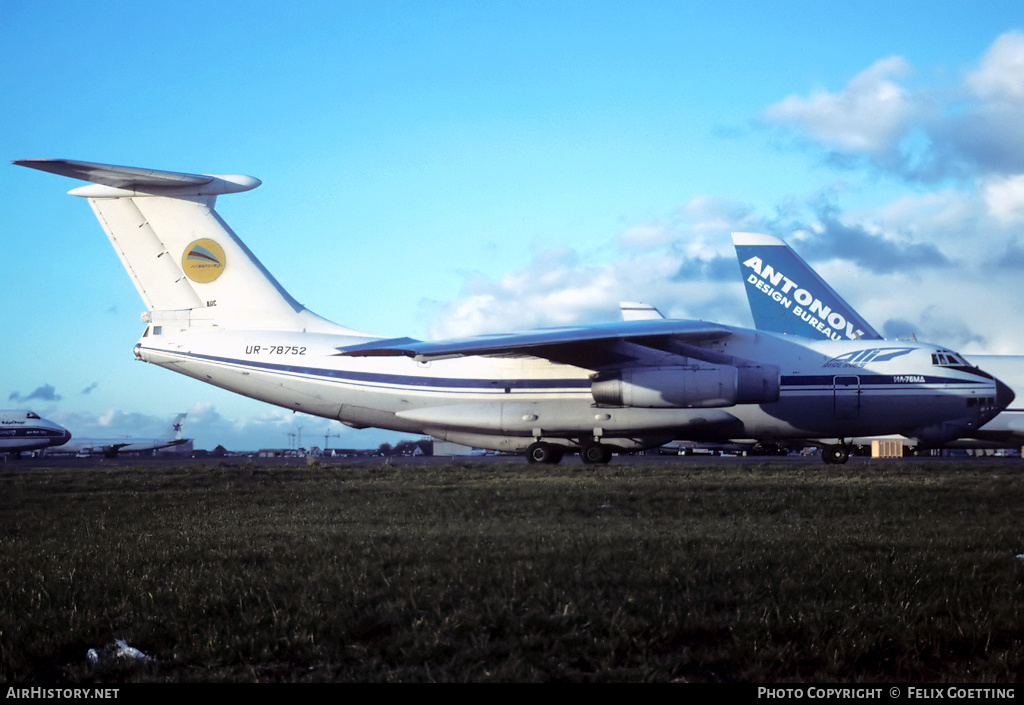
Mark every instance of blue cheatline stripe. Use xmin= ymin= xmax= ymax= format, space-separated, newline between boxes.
xmin=781 ymin=375 xmax=991 ymax=387
xmin=143 ymin=347 xmax=992 ymax=394
xmin=0 ymin=428 xmax=66 ymax=438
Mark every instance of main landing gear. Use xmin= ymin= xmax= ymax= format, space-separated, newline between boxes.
xmin=526 ymin=442 xmax=564 ymax=465
xmin=822 ymin=443 xmax=850 ymax=465
xmin=579 ymin=442 xmax=613 ymax=465
xmin=525 ymin=441 xmax=614 ymax=465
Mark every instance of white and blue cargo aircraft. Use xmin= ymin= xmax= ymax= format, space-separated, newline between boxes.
xmin=15 ymin=159 xmax=1014 ymax=464
xmin=58 ymin=413 xmax=189 ymax=458
xmin=0 ymin=410 xmax=71 ymax=455
xmin=733 ymin=231 xmax=1024 ymax=452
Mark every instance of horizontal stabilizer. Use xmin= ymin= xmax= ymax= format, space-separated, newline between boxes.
xmin=13 ymin=159 xmax=260 ymax=197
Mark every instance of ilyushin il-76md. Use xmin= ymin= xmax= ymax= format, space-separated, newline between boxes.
xmin=733 ymin=230 xmax=1024 ymax=454
xmin=15 ymin=159 xmax=1014 ymax=464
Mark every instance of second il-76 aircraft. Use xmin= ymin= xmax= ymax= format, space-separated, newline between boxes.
xmin=15 ymin=159 xmax=1014 ymax=464
xmin=733 ymin=230 xmax=1024 ymax=453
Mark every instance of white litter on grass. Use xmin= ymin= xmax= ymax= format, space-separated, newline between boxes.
xmin=86 ymin=639 xmax=153 ymax=666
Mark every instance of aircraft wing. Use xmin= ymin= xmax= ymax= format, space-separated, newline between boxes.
xmin=338 ymin=319 xmax=736 ymax=369
xmin=69 ymin=443 xmax=125 ymax=455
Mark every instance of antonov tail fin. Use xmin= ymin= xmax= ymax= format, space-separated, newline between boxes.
xmin=15 ymin=159 xmax=363 ymax=335
xmin=732 ymin=232 xmax=882 ymax=341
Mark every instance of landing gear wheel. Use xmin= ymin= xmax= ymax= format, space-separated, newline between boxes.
xmin=822 ymin=444 xmax=850 ymax=465
xmin=580 ymin=443 xmax=613 ymax=465
xmin=526 ymin=442 xmax=563 ymax=464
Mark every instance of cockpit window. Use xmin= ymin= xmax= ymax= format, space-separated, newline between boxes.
xmin=26 ymin=412 xmax=40 ymax=419
xmin=932 ymin=350 xmax=969 ymax=366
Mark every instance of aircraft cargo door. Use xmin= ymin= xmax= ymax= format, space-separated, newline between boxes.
xmin=833 ymin=375 xmax=861 ymax=420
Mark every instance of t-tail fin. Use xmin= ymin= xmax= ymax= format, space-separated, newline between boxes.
xmin=15 ymin=159 xmax=363 ymax=335
xmin=162 ymin=413 xmax=187 ymax=440
xmin=732 ymin=232 xmax=882 ymax=341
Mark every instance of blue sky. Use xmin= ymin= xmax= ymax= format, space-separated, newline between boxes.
xmin=4 ymin=1 xmax=1024 ymax=451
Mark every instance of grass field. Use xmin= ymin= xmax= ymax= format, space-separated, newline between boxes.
xmin=2 ymin=459 xmax=1023 ymax=682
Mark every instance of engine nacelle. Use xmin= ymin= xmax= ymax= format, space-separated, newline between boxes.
xmin=591 ymin=364 xmax=780 ymax=409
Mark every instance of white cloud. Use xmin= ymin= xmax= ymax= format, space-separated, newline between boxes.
xmin=617 ymin=223 xmax=675 ymax=249
xmin=982 ymin=174 xmax=1024 ymax=225
xmin=965 ymin=31 xmax=1024 ymax=103
xmin=762 ymin=56 xmax=919 ymax=155
xmin=762 ymin=32 xmax=1024 ymax=180
xmin=428 ymin=253 xmax=632 ymax=340
xmin=428 ymin=198 xmax=763 ymax=340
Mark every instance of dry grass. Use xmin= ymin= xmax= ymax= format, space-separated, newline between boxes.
xmin=1 ymin=460 xmax=1023 ymax=682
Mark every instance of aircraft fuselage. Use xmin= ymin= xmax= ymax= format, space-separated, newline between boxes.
xmin=0 ymin=411 xmax=72 ymax=454
xmin=135 ymin=324 xmax=1004 ymax=453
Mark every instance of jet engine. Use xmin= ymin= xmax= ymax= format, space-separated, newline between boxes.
xmin=591 ymin=364 xmax=780 ymax=408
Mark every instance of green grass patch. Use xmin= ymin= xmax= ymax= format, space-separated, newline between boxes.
xmin=2 ymin=461 xmax=1023 ymax=682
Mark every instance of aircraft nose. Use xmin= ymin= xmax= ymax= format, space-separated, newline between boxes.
xmin=976 ymin=375 xmax=1016 ymax=427
xmin=995 ymin=377 xmax=1015 ymax=411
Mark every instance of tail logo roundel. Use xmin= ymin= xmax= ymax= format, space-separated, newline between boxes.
xmin=182 ymin=239 xmax=226 ymax=283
